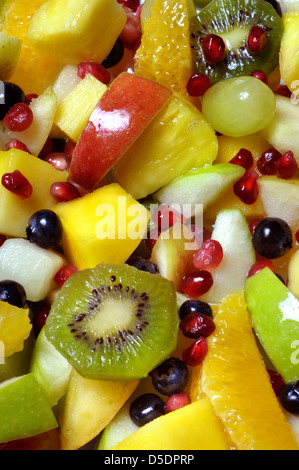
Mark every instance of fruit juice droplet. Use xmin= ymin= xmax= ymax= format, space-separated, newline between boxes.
xmin=1 ymin=170 xmax=33 ymax=199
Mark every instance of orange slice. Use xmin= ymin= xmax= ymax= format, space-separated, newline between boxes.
xmin=1 ymin=0 xmax=62 ymax=94
xmin=134 ymin=0 xmax=194 ymax=99
xmin=190 ymin=291 xmax=299 ymax=450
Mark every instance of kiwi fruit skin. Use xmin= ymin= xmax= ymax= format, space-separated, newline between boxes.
xmin=45 ymin=264 xmax=179 ymax=381
xmin=190 ymin=0 xmax=283 ymax=85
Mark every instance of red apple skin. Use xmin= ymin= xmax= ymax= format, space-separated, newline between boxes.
xmin=69 ymin=72 xmax=172 ymax=191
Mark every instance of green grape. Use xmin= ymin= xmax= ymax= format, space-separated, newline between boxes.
xmin=202 ymin=76 xmax=276 ymax=137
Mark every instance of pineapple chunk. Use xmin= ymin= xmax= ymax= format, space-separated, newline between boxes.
xmin=113 ymin=94 xmax=218 ymax=199
xmin=53 ymin=74 xmax=107 ymax=142
xmin=280 ymin=12 xmax=299 ymax=91
xmin=28 ymin=0 xmax=126 ymax=65
xmin=0 ymin=238 xmax=64 ymax=302
xmin=0 ymin=149 xmax=68 ymax=238
xmin=0 ymin=301 xmax=31 ymax=358
xmin=53 ymin=183 xmax=150 ymax=270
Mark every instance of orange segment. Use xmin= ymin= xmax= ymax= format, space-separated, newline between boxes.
xmin=134 ymin=0 xmax=193 ymax=99
xmin=191 ymin=291 xmax=299 ymax=450
xmin=2 ymin=0 xmax=62 ymax=94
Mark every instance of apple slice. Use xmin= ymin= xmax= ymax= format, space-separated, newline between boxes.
xmin=199 ymin=209 xmax=255 ymax=304
xmin=154 ymin=163 xmax=245 ymax=219
xmin=0 ymin=373 xmax=57 ymax=443
xmin=69 ymin=72 xmax=172 ymax=191
xmin=245 ymin=267 xmax=299 ymax=383
xmin=0 ymin=334 xmax=34 ymax=383
xmin=258 ymin=176 xmax=299 ymax=230
xmin=30 ymin=327 xmax=72 ymax=407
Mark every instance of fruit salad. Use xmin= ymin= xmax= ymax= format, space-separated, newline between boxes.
xmin=0 ymin=0 xmax=298 ymax=452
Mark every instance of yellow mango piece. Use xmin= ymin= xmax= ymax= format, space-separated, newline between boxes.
xmin=53 ymin=74 xmax=107 ymax=142
xmin=113 ymin=397 xmax=230 ymax=450
xmin=28 ymin=0 xmax=126 ymax=66
xmin=215 ymin=133 xmax=270 ymax=165
xmin=0 ymin=301 xmax=31 ymax=358
xmin=0 ymin=149 xmax=68 ymax=238
xmin=54 ymin=183 xmax=150 ymax=270
xmin=280 ymin=12 xmax=299 ymax=91
xmin=60 ymin=369 xmax=138 ymax=450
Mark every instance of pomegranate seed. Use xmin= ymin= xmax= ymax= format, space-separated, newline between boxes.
xmin=50 ymin=182 xmax=81 ymax=203
xmin=202 ymin=34 xmax=226 ymax=64
xmin=182 ymin=337 xmax=208 ymax=367
xmin=3 ymin=103 xmax=33 ymax=132
xmin=153 ymin=205 xmax=185 ymax=232
xmin=33 ymin=305 xmax=50 ymax=337
xmin=233 ymin=170 xmax=259 ymax=205
xmin=46 ymin=153 xmax=71 ymax=171
xmin=276 ymin=151 xmax=298 ymax=179
xmin=0 ymin=235 xmax=6 ymax=247
xmin=5 ymin=138 xmax=30 ymax=153
xmin=186 ymin=73 xmax=210 ymax=97
xmin=257 ymin=148 xmax=282 ymax=175
xmin=120 ymin=22 xmax=142 ymax=50
xmin=2 ymin=170 xmax=33 ymax=199
xmin=250 ymin=69 xmax=268 ymax=85
xmin=179 ymin=312 xmax=215 ymax=339
xmin=247 ymin=259 xmax=275 ymax=278
xmin=38 ymin=137 xmax=53 ymax=159
xmin=295 ymin=229 xmax=299 ymax=244
xmin=25 ymin=93 xmax=38 ymax=105
xmin=165 ymin=391 xmax=191 ymax=413
xmin=181 ymin=271 xmax=213 ymax=298
xmin=249 ymin=218 xmax=262 ymax=235
xmin=117 ymin=0 xmax=140 ymax=12
xmin=64 ymin=139 xmax=76 ymax=159
xmin=267 ymin=369 xmax=285 ymax=396
xmin=193 ymin=239 xmax=223 ymax=271
xmin=229 ymin=148 xmax=254 ymax=171
xmin=187 ymin=225 xmax=212 ymax=248
xmin=145 ymin=229 xmax=160 ymax=251
xmin=77 ymin=61 xmax=110 ymax=85
xmin=275 ymin=84 xmax=292 ymax=98
xmin=54 ymin=265 xmax=78 ymax=287
xmin=247 ymin=26 xmax=268 ymax=53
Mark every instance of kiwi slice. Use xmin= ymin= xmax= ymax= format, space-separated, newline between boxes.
xmin=190 ymin=0 xmax=283 ymax=85
xmin=45 ymin=264 xmax=179 ymax=381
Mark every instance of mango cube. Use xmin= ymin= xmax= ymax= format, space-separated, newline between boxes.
xmin=53 ymin=73 xmax=107 ymax=142
xmin=0 ymin=149 xmax=68 ymax=237
xmin=54 ymin=183 xmax=150 ymax=270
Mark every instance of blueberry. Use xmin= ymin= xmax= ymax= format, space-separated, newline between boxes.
xmin=26 ymin=210 xmax=62 ymax=249
xmin=101 ymin=38 xmax=124 ymax=69
xmin=126 ymin=257 xmax=159 ymax=274
xmin=279 ymin=381 xmax=299 ymax=415
xmin=0 ymin=82 xmax=26 ymax=120
xmin=0 ymin=280 xmax=26 ymax=308
xmin=252 ymin=217 xmax=293 ymax=259
xmin=179 ymin=300 xmax=213 ymax=319
xmin=150 ymin=357 xmax=189 ymax=396
xmin=129 ymin=393 xmax=165 ymax=427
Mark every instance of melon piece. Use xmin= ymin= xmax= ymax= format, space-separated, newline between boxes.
xmin=52 ymin=64 xmax=82 ymax=105
xmin=0 ymin=238 xmax=64 ymax=302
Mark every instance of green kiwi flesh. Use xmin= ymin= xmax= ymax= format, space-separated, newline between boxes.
xmin=190 ymin=0 xmax=283 ymax=85
xmin=45 ymin=264 xmax=179 ymax=381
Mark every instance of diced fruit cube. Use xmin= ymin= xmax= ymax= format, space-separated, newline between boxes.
xmin=0 ymin=238 xmax=64 ymax=302
xmin=0 ymin=373 xmax=57 ymax=444
xmin=280 ymin=12 xmax=299 ymax=91
xmin=53 ymin=183 xmax=150 ymax=270
xmin=59 ymin=369 xmax=138 ymax=450
xmin=113 ymin=397 xmax=230 ymax=450
xmin=0 ymin=301 xmax=31 ymax=358
xmin=53 ymin=73 xmax=107 ymax=142
xmin=215 ymin=133 xmax=271 ymax=165
xmin=0 ymin=149 xmax=68 ymax=238
xmin=27 ymin=0 xmax=127 ymax=65
xmin=2 ymin=87 xmax=57 ymax=156
xmin=52 ymin=65 xmax=82 ymax=105
xmin=113 ymin=94 xmax=218 ymax=199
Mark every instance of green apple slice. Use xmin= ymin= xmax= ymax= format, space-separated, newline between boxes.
xmin=154 ymin=163 xmax=245 ymax=219
xmin=0 ymin=334 xmax=34 ymax=383
xmin=199 ymin=209 xmax=255 ymax=304
xmin=30 ymin=327 xmax=72 ymax=407
xmin=258 ymin=176 xmax=299 ymax=230
xmin=97 ymin=401 xmax=138 ymax=450
xmin=0 ymin=373 xmax=57 ymax=443
xmin=0 ymin=32 xmax=22 ymax=81
xmin=245 ymin=267 xmax=299 ymax=383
